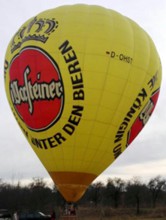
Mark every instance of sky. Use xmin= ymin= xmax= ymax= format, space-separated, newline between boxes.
xmin=0 ymin=0 xmax=166 ymax=186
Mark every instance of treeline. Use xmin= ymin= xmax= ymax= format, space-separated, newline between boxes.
xmin=1 ymin=176 xmax=166 ymax=215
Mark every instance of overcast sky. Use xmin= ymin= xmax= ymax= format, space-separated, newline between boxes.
xmin=0 ymin=0 xmax=166 ymax=186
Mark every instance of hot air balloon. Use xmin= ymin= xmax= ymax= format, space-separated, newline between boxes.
xmin=4 ymin=4 xmax=162 ymax=203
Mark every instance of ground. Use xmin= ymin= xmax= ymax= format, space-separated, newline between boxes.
xmin=65 ymin=206 xmax=166 ymax=220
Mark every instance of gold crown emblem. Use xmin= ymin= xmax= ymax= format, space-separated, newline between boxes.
xmin=11 ymin=16 xmax=59 ymax=53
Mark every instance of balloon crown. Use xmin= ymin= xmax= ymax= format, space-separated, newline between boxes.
xmin=10 ymin=16 xmax=59 ymax=53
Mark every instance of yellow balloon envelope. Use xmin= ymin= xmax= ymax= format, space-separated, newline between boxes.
xmin=4 ymin=4 xmax=162 ymax=202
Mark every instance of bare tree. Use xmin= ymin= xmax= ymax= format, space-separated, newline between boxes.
xmin=88 ymin=182 xmax=104 ymax=207
xmin=148 ymin=175 xmax=166 ymax=208
xmin=106 ymin=177 xmax=125 ymax=208
xmin=125 ymin=177 xmax=147 ymax=215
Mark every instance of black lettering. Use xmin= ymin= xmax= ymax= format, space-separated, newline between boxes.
xmin=47 ymin=137 xmax=58 ymax=148
xmin=73 ymin=90 xmax=84 ymax=100
xmin=63 ymin=123 xmax=75 ymax=135
xmin=53 ymin=132 xmax=66 ymax=144
xmin=31 ymin=132 xmax=66 ymax=150
xmin=113 ymin=144 xmax=122 ymax=158
xmin=133 ymin=97 xmax=142 ymax=109
xmin=127 ymin=107 xmax=136 ymax=118
xmin=59 ymin=40 xmax=72 ymax=55
xmin=40 ymin=139 xmax=48 ymax=149
xmin=31 ymin=138 xmax=43 ymax=149
xmin=119 ymin=121 xmax=128 ymax=130
xmin=138 ymin=88 xmax=147 ymax=101
xmin=68 ymin=115 xmax=80 ymax=126
xmin=72 ymin=105 xmax=83 ymax=117
xmin=124 ymin=117 xmax=130 ymax=122
xmin=111 ymin=51 xmax=115 ymax=58
xmin=71 ymin=72 xmax=83 ymax=84
xmin=114 ymin=130 xmax=124 ymax=143
xmin=68 ymin=61 xmax=81 ymax=74
xmin=64 ymin=50 xmax=77 ymax=63
xmin=148 ymin=72 xmax=158 ymax=90
xmin=114 ymin=135 xmax=122 ymax=144
xmin=59 ymin=40 xmax=85 ymax=107
xmin=119 ymin=54 xmax=123 ymax=61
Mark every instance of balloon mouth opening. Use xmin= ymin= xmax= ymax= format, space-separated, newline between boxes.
xmin=49 ymin=171 xmax=97 ymax=202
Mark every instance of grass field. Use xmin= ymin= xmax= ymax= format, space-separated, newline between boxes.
xmin=60 ymin=216 xmax=166 ymax=220
xmin=78 ymin=217 xmax=166 ymax=220
xmin=65 ymin=206 xmax=166 ymax=220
